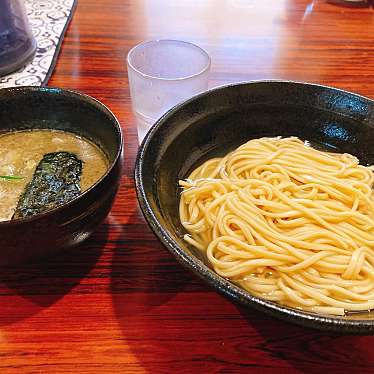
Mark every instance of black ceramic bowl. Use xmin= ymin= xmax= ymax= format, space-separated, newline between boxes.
xmin=135 ymin=81 xmax=374 ymax=334
xmin=0 ymin=86 xmax=122 ymax=265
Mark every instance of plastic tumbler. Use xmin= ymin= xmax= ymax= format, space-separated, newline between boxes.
xmin=127 ymin=40 xmax=211 ymax=143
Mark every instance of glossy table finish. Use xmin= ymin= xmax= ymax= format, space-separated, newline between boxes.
xmin=1 ymin=1 xmax=374 ymax=372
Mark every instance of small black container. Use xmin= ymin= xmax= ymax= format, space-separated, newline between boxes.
xmin=0 ymin=86 xmax=123 ymax=265
xmin=0 ymin=0 xmax=37 ymax=76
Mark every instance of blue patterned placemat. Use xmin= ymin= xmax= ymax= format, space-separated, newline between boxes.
xmin=0 ymin=0 xmax=77 ymax=88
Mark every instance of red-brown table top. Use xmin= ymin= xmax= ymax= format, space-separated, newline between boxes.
xmin=1 ymin=1 xmax=374 ymax=372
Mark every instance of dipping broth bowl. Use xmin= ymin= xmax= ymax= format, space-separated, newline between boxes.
xmin=0 ymin=86 xmax=123 ymax=265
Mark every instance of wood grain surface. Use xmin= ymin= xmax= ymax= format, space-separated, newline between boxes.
xmin=1 ymin=0 xmax=374 ymax=373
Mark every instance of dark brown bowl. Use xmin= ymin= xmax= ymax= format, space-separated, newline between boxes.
xmin=135 ymin=80 xmax=374 ymax=334
xmin=0 ymin=86 xmax=123 ymax=265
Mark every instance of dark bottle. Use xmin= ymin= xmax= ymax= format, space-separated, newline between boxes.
xmin=0 ymin=0 xmax=37 ymax=76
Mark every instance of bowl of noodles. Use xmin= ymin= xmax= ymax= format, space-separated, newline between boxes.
xmin=135 ymin=80 xmax=374 ymax=333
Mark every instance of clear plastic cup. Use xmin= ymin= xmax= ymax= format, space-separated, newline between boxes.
xmin=127 ymin=40 xmax=211 ymax=143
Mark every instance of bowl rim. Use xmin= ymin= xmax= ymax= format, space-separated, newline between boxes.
xmin=0 ymin=86 xmax=123 ymax=226
xmin=126 ymin=39 xmax=211 ymax=82
xmin=135 ymin=80 xmax=374 ymax=333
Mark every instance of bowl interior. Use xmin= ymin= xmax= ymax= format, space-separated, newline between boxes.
xmin=137 ymin=81 xmax=374 ymax=333
xmin=0 ymin=87 xmax=121 ymax=164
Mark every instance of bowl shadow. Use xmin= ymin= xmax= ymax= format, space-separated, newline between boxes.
xmin=111 ymin=208 xmax=208 ymax=371
xmin=235 ymin=303 xmax=374 ymax=373
xmin=0 ymin=222 xmax=109 ymax=326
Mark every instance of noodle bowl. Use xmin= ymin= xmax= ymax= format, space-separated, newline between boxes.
xmin=179 ymin=137 xmax=374 ymax=316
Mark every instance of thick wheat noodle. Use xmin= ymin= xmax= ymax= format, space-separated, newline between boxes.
xmin=179 ymin=137 xmax=374 ymax=315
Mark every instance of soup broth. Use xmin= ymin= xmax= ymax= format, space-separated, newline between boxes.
xmin=0 ymin=130 xmax=108 ymax=221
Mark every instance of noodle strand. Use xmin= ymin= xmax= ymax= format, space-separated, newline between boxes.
xmin=179 ymin=137 xmax=374 ymax=315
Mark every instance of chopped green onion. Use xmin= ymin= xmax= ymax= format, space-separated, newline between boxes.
xmin=0 ymin=175 xmax=24 ymax=180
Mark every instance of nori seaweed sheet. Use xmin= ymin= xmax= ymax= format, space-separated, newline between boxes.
xmin=13 ymin=152 xmax=83 ymax=219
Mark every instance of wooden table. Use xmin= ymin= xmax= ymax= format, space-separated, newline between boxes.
xmin=1 ymin=1 xmax=374 ymax=372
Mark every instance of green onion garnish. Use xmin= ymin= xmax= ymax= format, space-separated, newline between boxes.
xmin=0 ymin=175 xmax=24 ymax=180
